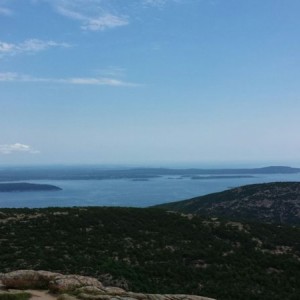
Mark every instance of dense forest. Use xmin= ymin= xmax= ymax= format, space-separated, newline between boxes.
xmin=0 ymin=207 xmax=299 ymax=300
xmin=156 ymin=182 xmax=300 ymax=225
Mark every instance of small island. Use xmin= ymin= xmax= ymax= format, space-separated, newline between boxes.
xmin=0 ymin=182 xmax=62 ymax=192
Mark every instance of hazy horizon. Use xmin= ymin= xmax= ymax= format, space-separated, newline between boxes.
xmin=1 ymin=161 xmax=300 ymax=170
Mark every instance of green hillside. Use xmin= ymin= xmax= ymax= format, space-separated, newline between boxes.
xmin=0 ymin=207 xmax=299 ymax=300
xmin=156 ymin=182 xmax=300 ymax=225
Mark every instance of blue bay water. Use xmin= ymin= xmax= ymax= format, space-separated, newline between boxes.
xmin=1 ymin=173 xmax=300 ymax=208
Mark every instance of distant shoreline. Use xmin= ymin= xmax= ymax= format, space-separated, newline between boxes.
xmin=190 ymin=175 xmax=255 ymax=180
xmin=0 ymin=166 xmax=299 ymax=181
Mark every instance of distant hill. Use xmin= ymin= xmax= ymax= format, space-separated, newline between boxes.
xmin=0 ymin=182 xmax=62 ymax=192
xmin=156 ymin=182 xmax=300 ymax=225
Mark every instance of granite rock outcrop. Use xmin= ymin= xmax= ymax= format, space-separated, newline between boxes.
xmin=0 ymin=270 xmax=215 ymax=300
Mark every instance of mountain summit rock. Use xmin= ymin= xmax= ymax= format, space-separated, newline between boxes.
xmin=0 ymin=270 xmax=215 ymax=300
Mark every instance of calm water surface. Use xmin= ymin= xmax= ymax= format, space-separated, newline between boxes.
xmin=1 ymin=174 xmax=300 ymax=208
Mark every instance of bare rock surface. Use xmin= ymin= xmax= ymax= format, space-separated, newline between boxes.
xmin=0 ymin=270 xmax=215 ymax=300
xmin=98 ymin=274 xmax=129 ymax=291
xmin=2 ymin=270 xmax=62 ymax=289
xmin=49 ymin=274 xmax=104 ymax=293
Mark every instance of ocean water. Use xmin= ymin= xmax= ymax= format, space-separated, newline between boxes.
xmin=0 ymin=173 xmax=300 ymax=208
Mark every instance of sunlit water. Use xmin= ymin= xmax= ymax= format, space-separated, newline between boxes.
xmin=1 ymin=173 xmax=300 ymax=208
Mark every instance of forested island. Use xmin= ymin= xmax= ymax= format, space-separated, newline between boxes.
xmin=0 ymin=183 xmax=62 ymax=192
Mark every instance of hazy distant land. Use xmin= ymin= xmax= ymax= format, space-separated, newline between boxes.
xmin=0 ymin=166 xmax=299 ymax=181
xmin=189 ymin=175 xmax=255 ymax=180
xmin=0 ymin=182 xmax=62 ymax=192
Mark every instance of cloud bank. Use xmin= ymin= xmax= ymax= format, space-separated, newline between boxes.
xmin=0 ymin=143 xmax=40 ymax=155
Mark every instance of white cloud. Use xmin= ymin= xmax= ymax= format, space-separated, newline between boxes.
xmin=35 ymin=0 xmax=181 ymax=31
xmin=0 ymin=7 xmax=12 ymax=16
xmin=0 ymin=143 xmax=40 ymax=155
xmin=0 ymin=72 xmax=19 ymax=81
xmin=0 ymin=42 xmax=14 ymax=53
xmin=20 ymin=39 xmax=70 ymax=51
xmin=0 ymin=72 xmax=140 ymax=87
xmin=81 ymin=14 xmax=128 ymax=31
xmin=142 ymin=0 xmax=168 ymax=7
xmin=67 ymin=77 xmax=136 ymax=87
xmin=0 ymin=39 xmax=70 ymax=57
xmin=142 ymin=0 xmax=181 ymax=8
xmin=96 ymin=66 xmax=126 ymax=77
xmin=56 ymin=6 xmax=86 ymax=21
xmin=48 ymin=1 xmax=129 ymax=31
xmin=0 ymin=72 xmax=57 ymax=83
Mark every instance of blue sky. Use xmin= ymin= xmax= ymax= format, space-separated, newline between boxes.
xmin=0 ymin=0 xmax=300 ymax=166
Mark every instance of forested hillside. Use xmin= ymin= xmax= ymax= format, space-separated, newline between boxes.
xmin=0 ymin=207 xmax=299 ymax=300
xmin=156 ymin=182 xmax=300 ymax=225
